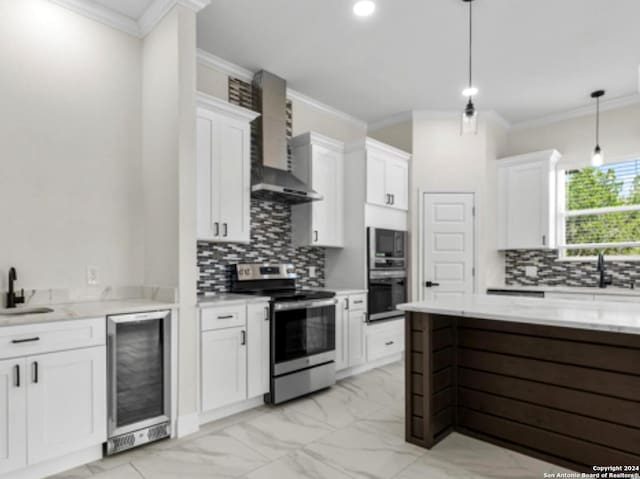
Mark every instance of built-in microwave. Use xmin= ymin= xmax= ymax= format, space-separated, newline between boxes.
xmin=368 ymin=228 xmax=407 ymax=270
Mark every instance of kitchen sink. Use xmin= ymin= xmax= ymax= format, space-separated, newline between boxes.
xmin=0 ymin=307 xmax=54 ymax=316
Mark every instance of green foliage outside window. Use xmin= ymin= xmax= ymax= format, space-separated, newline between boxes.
xmin=565 ymin=161 xmax=640 ymax=257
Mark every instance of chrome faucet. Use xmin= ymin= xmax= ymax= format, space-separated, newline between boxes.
xmin=6 ymin=267 xmax=25 ymax=308
xmin=596 ymin=253 xmax=612 ymax=289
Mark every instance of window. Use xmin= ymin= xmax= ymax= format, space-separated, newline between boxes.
xmin=559 ymin=160 xmax=640 ymax=258
xmin=558 ymin=158 xmax=640 ymax=258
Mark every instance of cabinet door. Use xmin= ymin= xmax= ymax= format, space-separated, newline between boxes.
xmin=334 ymin=297 xmax=349 ymax=372
xmin=504 ymin=162 xmax=549 ymax=249
xmin=366 ymin=150 xmax=388 ymax=207
xmin=348 ymin=309 xmax=367 ymax=368
xmin=27 ymin=347 xmax=106 ymax=465
xmin=216 ymin=117 xmax=251 ymax=243
xmin=312 ymin=146 xmax=343 ymax=247
xmin=196 ymin=111 xmax=219 ymax=241
xmin=0 ymin=359 xmax=26 ymax=476
xmin=247 ymin=303 xmax=270 ymax=399
xmin=386 ymin=158 xmax=409 ymax=211
xmin=201 ymin=327 xmax=247 ymax=412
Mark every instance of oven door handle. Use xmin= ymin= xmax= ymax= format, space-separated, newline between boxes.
xmin=273 ymin=298 xmax=337 ymax=312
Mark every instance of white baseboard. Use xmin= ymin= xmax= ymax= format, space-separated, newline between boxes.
xmin=337 ymin=353 xmax=404 ymax=381
xmin=199 ymin=396 xmax=265 ymax=426
xmin=176 ymin=412 xmax=200 ymax=438
xmin=1 ymin=445 xmax=102 ymax=479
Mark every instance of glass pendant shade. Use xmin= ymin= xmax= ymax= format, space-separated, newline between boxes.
xmin=591 ymin=145 xmax=603 ymax=167
xmin=590 ymin=90 xmax=605 ymax=167
xmin=461 ymin=100 xmax=478 ymax=135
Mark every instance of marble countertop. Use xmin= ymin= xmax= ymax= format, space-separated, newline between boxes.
xmin=487 ymin=284 xmax=640 ymax=297
xmin=398 ymin=295 xmax=640 ymax=335
xmin=0 ymin=298 xmax=177 ymax=328
xmin=198 ymin=293 xmax=271 ymax=307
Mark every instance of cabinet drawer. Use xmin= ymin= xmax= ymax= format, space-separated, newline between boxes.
xmin=0 ymin=318 xmax=105 ymax=360
xmin=201 ymin=304 xmax=247 ymax=331
xmin=366 ymin=319 xmax=404 ymax=362
xmin=349 ymin=294 xmax=367 ymax=311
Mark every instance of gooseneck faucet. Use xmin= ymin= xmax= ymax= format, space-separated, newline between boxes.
xmin=596 ymin=253 xmax=612 ymax=289
xmin=6 ymin=267 xmax=25 ymax=309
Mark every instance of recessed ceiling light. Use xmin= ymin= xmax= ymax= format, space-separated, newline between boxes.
xmin=462 ymin=86 xmax=478 ymax=97
xmin=353 ymin=1 xmax=376 ymax=17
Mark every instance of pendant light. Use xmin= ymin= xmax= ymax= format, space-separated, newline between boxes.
xmin=461 ymin=0 xmax=478 ymax=135
xmin=591 ymin=90 xmax=605 ymax=167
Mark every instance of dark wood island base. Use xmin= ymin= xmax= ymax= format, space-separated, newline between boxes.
xmin=405 ymin=312 xmax=640 ymax=472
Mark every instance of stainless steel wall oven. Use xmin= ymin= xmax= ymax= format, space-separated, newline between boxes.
xmin=368 ymin=228 xmax=408 ymax=322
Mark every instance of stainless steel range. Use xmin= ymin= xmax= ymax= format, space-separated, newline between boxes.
xmin=230 ymin=264 xmax=336 ymax=404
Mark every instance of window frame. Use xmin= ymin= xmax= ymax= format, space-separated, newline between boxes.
xmin=556 ymin=157 xmax=640 ymax=262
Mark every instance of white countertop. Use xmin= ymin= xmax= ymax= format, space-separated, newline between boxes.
xmin=0 ymin=298 xmax=177 ymax=328
xmin=198 ymin=293 xmax=271 ymax=307
xmin=488 ymin=284 xmax=640 ymax=297
xmin=398 ymin=295 xmax=640 ymax=335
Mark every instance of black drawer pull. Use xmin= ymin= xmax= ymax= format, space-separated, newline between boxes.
xmin=353 ymin=300 xmax=364 ymax=305
xmin=217 ymin=315 xmax=234 ymax=320
xmin=14 ymin=365 xmax=20 ymax=388
xmin=12 ymin=337 xmax=40 ymax=344
xmin=33 ymin=361 xmax=39 ymax=383
xmin=385 ymin=341 xmax=395 ymax=346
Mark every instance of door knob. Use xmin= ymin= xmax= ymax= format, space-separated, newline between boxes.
xmin=425 ymin=281 xmax=440 ymax=288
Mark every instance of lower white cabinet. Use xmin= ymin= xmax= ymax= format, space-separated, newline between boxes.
xmin=200 ymin=300 xmax=270 ymax=413
xmin=347 ymin=299 xmax=367 ymax=368
xmin=247 ymin=303 xmax=270 ymax=398
xmin=335 ymin=296 xmax=349 ymax=372
xmin=0 ymin=358 xmax=26 ymax=476
xmin=0 ymin=319 xmax=106 ymax=477
xmin=27 ymin=347 xmax=106 ymax=465
xmin=366 ymin=319 xmax=404 ymax=362
xmin=201 ymin=327 xmax=247 ymax=411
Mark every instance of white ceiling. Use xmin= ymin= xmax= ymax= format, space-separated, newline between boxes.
xmin=197 ymin=0 xmax=640 ymax=125
xmin=91 ymin=0 xmax=154 ymax=19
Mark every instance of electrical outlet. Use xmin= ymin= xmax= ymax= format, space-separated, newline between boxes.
xmin=525 ymin=266 xmax=538 ymax=278
xmin=308 ymin=266 xmax=317 ymax=278
xmin=87 ymin=267 xmax=99 ymax=286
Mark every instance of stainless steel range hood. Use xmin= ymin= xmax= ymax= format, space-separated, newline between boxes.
xmin=251 ymin=71 xmax=322 ymax=204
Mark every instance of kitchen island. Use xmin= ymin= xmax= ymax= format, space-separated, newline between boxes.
xmin=398 ymin=295 xmax=640 ymax=472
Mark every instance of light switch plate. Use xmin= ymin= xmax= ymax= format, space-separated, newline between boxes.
xmin=525 ymin=266 xmax=538 ymax=278
xmin=308 ymin=266 xmax=317 ymax=278
xmin=87 ymin=267 xmax=99 ymax=286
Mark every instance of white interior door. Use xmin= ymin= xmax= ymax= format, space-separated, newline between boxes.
xmin=422 ymin=193 xmax=475 ymax=301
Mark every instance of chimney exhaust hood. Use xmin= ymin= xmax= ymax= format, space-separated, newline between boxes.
xmin=251 ymin=71 xmax=322 ymax=204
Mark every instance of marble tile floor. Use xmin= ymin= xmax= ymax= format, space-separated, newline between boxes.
xmin=49 ymin=362 xmax=575 ymax=479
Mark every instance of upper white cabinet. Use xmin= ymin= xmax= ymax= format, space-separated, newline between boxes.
xmin=291 ymin=133 xmax=345 ymax=248
xmin=364 ymin=139 xmax=410 ymax=211
xmin=197 ymin=94 xmax=260 ymax=244
xmin=497 ymin=150 xmax=561 ymax=250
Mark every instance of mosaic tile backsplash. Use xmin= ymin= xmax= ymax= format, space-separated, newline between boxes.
xmin=197 ymin=77 xmax=325 ymax=295
xmin=197 ymin=200 xmax=325 ymax=294
xmin=505 ymin=249 xmax=640 ymax=289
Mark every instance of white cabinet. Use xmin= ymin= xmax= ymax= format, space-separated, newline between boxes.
xmin=334 ymin=296 xmax=349 ymax=372
xmin=366 ymin=319 xmax=405 ymax=362
xmin=201 ymin=327 xmax=247 ymax=411
xmin=364 ymin=139 xmax=410 ymax=211
xmin=594 ymin=294 xmax=640 ymax=303
xmin=0 ymin=359 xmax=26 ymax=476
xmin=247 ymin=302 xmax=270 ymax=398
xmin=200 ymin=300 xmax=270 ymax=413
xmin=497 ymin=150 xmax=561 ymax=250
xmin=197 ymin=94 xmax=260 ymax=244
xmin=27 ymin=347 xmax=106 ymax=465
xmin=0 ymin=319 xmax=106 ymax=477
xmin=347 ymin=295 xmax=367 ymax=368
xmin=291 ymin=133 xmax=345 ymax=248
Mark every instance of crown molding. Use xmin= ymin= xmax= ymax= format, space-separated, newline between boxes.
xmin=368 ymin=111 xmax=413 ymax=131
xmin=511 ymin=93 xmax=640 ymax=131
xmin=196 ymin=92 xmax=260 ymax=122
xmin=48 ymin=0 xmax=211 ymax=38
xmin=196 ymin=49 xmax=368 ymax=130
xmin=47 ymin=0 xmax=140 ymax=37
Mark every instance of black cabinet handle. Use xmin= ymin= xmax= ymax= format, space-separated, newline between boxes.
xmin=33 ymin=361 xmax=39 ymax=384
xmin=12 ymin=337 xmax=40 ymax=344
xmin=314 ymin=230 xmax=319 ymax=242
xmin=385 ymin=341 xmax=395 ymax=346
xmin=217 ymin=315 xmax=234 ymax=320
xmin=223 ymin=223 xmax=228 ymax=237
xmin=14 ymin=365 xmax=20 ymax=388
xmin=353 ymin=300 xmax=364 ymax=305
xmin=214 ymin=222 xmax=220 ymax=236
xmin=425 ymin=281 xmax=440 ymax=288
xmin=345 ymin=298 xmax=350 ymax=310
xmin=390 ymin=194 xmax=395 ymax=205
xmin=264 ymin=306 xmax=269 ymax=321
xmin=241 ymin=330 xmax=246 ymax=346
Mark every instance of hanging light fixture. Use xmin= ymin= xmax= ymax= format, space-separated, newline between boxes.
xmin=461 ymin=0 xmax=478 ymax=135
xmin=591 ymin=90 xmax=605 ymax=167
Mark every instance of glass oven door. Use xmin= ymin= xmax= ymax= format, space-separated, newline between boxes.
xmin=368 ymin=272 xmax=407 ymax=321
xmin=272 ymin=299 xmax=336 ymax=376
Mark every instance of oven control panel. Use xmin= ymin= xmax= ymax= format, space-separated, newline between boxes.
xmin=236 ymin=263 xmax=296 ymax=281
